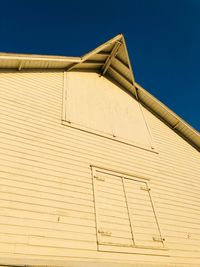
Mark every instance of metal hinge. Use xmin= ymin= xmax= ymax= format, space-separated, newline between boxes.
xmin=94 ymin=176 xmax=105 ymax=182
xmin=98 ymin=229 xmax=112 ymax=236
xmin=140 ymin=186 xmax=150 ymax=191
xmin=153 ymin=236 xmax=165 ymax=242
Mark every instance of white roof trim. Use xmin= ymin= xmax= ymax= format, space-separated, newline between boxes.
xmin=0 ymin=52 xmax=81 ymax=62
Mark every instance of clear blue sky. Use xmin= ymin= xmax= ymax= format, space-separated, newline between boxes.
xmin=0 ymin=0 xmax=199 ymax=131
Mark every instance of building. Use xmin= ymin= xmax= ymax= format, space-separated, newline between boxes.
xmin=0 ymin=34 xmax=199 ymax=267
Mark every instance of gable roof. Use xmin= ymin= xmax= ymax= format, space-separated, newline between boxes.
xmin=0 ymin=34 xmax=199 ymax=151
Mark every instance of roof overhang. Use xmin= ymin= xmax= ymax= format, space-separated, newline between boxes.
xmin=0 ymin=34 xmax=199 ymax=151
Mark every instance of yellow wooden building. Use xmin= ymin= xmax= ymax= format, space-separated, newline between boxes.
xmin=0 ymin=34 xmax=199 ymax=267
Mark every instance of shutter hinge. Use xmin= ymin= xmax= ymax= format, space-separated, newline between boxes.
xmin=98 ymin=229 xmax=112 ymax=236
xmin=153 ymin=236 xmax=165 ymax=242
xmin=94 ymin=176 xmax=105 ymax=182
xmin=140 ymin=186 xmax=150 ymax=191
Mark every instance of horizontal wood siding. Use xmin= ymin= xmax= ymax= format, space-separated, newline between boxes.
xmin=0 ymin=70 xmax=199 ymax=267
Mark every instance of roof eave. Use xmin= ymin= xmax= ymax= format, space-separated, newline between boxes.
xmin=0 ymin=35 xmax=199 ymax=151
xmin=134 ymin=82 xmax=200 ymax=152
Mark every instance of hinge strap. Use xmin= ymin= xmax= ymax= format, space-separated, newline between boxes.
xmin=94 ymin=176 xmax=105 ymax=182
xmin=140 ymin=186 xmax=150 ymax=191
xmin=98 ymin=229 xmax=112 ymax=236
xmin=153 ymin=236 xmax=165 ymax=242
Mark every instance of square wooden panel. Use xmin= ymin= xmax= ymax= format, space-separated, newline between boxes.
xmin=91 ymin=167 xmax=167 ymax=255
xmin=63 ymin=72 xmax=155 ymax=151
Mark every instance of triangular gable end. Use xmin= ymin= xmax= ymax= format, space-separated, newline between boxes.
xmin=66 ymin=34 xmax=137 ymax=97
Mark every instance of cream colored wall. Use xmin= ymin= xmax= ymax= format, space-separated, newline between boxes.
xmin=0 ymin=70 xmax=199 ymax=267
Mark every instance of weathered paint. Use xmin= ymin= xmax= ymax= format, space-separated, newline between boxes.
xmin=0 ymin=70 xmax=199 ymax=267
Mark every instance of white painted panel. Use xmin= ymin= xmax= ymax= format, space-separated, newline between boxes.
xmin=124 ymin=179 xmax=164 ymax=249
xmin=65 ymin=72 xmax=152 ymax=148
xmin=92 ymin=169 xmax=133 ymax=248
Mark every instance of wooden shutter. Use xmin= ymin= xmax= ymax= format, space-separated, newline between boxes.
xmin=92 ymin=169 xmax=134 ymax=247
xmin=92 ymin=167 xmax=165 ymax=253
xmin=123 ymin=178 xmax=164 ymax=249
xmin=65 ymin=72 xmax=152 ymax=149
